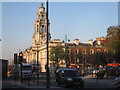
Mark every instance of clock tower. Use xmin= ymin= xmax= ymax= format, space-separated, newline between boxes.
xmin=32 ymin=3 xmax=51 ymax=46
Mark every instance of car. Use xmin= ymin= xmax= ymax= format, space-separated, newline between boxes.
xmin=92 ymin=69 xmax=99 ymax=74
xmin=7 ymin=71 xmax=13 ymax=78
xmin=115 ymin=76 xmax=120 ymax=90
xmin=55 ymin=68 xmax=84 ymax=88
xmin=84 ymin=69 xmax=93 ymax=74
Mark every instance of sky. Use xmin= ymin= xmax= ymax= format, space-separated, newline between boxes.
xmin=118 ymin=1 xmax=120 ymax=25
xmin=1 ymin=2 xmax=118 ymax=60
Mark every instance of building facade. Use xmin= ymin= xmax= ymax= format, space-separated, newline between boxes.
xmin=66 ymin=38 xmax=107 ymax=70
xmin=24 ymin=3 xmax=65 ymax=72
xmin=24 ymin=3 xmax=107 ymax=72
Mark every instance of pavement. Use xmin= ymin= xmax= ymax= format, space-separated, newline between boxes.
xmin=2 ymin=74 xmax=116 ymax=89
xmin=84 ymin=78 xmax=115 ymax=88
xmin=2 ymin=78 xmax=60 ymax=89
xmin=83 ymin=74 xmax=115 ymax=79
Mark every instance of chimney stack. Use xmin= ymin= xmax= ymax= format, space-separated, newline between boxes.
xmin=88 ymin=39 xmax=93 ymax=45
xmin=74 ymin=39 xmax=79 ymax=45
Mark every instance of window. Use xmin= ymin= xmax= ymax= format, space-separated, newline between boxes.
xmin=76 ymin=49 xmax=79 ymax=54
xmin=82 ymin=49 xmax=87 ymax=55
xmin=97 ymin=49 xmax=101 ymax=52
xmin=42 ymin=15 xmax=44 ymax=18
xmin=37 ymin=25 xmax=39 ymax=32
xmin=40 ymin=25 xmax=44 ymax=33
xmin=90 ymin=49 xmax=94 ymax=54
xmin=104 ymin=49 xmax=107 ymax=52
xmin=67 ymin=49 xmax=70 ymax=54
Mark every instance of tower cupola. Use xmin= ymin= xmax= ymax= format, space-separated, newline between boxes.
xmin=39 ymin=3 xmax=45 ymax=12
xmin=32 ymin=3 xmax=51 ymax=46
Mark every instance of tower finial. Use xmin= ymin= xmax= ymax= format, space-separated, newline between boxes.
xmin=39 ymin=3 xmax=45 ymax=12
xmin=40 ymin=3 xmax=44 ymax=7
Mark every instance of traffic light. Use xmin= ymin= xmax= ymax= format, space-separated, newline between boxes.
xmin=19 ymin=51 xmax=23 ymax=63
xmin=14 ymin=53 xmax=18 ymax=64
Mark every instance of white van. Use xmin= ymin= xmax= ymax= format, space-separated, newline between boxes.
xmin=22 ymin=63 xmax=32 ymax=79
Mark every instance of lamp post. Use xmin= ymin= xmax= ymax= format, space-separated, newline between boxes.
xmin=46 ymin=0 xmax=50 ymax=88
xmin=82 ymin=51 xmax=86 ymax=76
xmin=96 ymin=52 xmax=99 ymax=84
xmin=65 ymin=35 xmax=69 ymax=68
xmin=106 ymin=52 xmax=109 ymax=79
xmin=75 ymin=44 xmax=78 ymax=70
xmin=36 ymin=44 xmax=39 ymax=85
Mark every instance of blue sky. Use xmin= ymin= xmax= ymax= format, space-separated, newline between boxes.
xmin=2 ymin=2 xmax=118 ymax=60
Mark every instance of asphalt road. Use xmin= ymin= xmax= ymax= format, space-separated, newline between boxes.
xmin=2 ymin=79 xmax=29 ymax=90
xmin=2 ymin=78 xmax=117 ymax=90
xmin=31 ymin=88 xmax=116 ymax=90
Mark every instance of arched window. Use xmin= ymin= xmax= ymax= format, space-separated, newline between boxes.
xmin=97 ymin=49 xmax=101 ymax=52
xmin=76 ymin=49 xmax=79 ymax=54
xmin=37 ymin=25 xmax=39 ymax=32
xmin=67 ymin=49 xmax=70 ymax=54
xmin=40 ymin=25 xmax=44 ymax=33
xmin=104 ymin=49 xmax=107 ymax=52
xmin=42 ymin=15 xmax=44 ymax=18
xmin=82 ymin=49 xmax=87 ymax=55
xmin=90 ymin=49 xmax=94 ymax=54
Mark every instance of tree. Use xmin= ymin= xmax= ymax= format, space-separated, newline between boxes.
xmin=69 ymin=49 xmax=76 ymax=63
xmin=107 ymin=26 xmax=120 ymax=62
xmin=50 ymin=45 xmax=65 ymax=68
xmin=85 ymin=51 xmax=108 ymax=69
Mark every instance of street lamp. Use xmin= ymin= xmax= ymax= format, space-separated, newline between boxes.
xmin=46 ymin=0 xmax=50 ymax=88
xmin=82 ymin=50 xmax=86 ymax=76
xmin=75 ymin=44 xmax=78 ymax=70
xmin=65 ymin=35 xmax=69 ymax=68
xmin=36 ymin=44 xmax=39 ymax=85
xmin=96 ymin=52 xmax=99 ymax=84
xmin=106 ymin=52 xmax=109 ymax=79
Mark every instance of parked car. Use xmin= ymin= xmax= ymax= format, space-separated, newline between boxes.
xmin=107 ymin=66 xmax=120 ymax=77
xmin=96 ymin=70 xmax=105 ymax=79
xmin=7 ymin=71 xmax=13 ymax=78
xmin=55 ymin=68 xmax=84 ymax=88
xmin=115 ymin=76 xmax=120 ymax=90
xmin=92 ymin=69 xmax=99 ymax=74
xmin=84 ymin=69 xmax=93 ymax=74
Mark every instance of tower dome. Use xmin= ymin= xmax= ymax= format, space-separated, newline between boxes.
xmin=39 ymin=3 xmax=45 ymax=12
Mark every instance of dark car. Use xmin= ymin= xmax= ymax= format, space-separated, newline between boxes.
xmin=55 ymin=68 xmax=84 ymax=88
xmin=115 ymin=76 xmax=120 ymax=90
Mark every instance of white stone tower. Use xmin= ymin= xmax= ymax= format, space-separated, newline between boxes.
xmin=32 ymin=3 xmax=51 ymax=46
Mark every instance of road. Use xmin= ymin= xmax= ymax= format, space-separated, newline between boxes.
xmin=2 ymin=79 xmax=30 ymax=90
xmin=2 ymin=78 xmax=117 ymax=90
xmin=28 ymin=88 xmax=116 ymax=90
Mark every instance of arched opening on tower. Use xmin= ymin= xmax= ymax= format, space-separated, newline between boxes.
xmin=40 ymin=25 xmax=44 ymax=33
